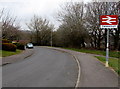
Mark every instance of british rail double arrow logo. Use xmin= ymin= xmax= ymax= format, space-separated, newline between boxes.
xmin=100 ymin=15 xmax=118 ymax=28
xmin=102 ymin=16 xmax=117 ymax=24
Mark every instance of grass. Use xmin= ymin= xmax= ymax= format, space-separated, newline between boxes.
xmin=63 ymin=48 xmax=119 ymax=58
xmin=0 ymin=50 xmax=23 ymax=57
xmin=95 ymin=56 xmax=119 ymax=75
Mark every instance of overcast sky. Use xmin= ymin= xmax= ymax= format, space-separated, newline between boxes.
xmin=0 ymin=0 xmax=91 ymax=30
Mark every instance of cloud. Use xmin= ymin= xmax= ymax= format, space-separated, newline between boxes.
xmin=0 ymin=0 xmax=91 ymax=30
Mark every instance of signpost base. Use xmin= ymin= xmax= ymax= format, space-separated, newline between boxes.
xmin=105 ymin=61 xmax=109 ymax=67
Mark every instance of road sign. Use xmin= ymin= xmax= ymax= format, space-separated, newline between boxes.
xmin=100 ymin=15 xmax=118 ymax=67
xmin=100 ymin=15 xmax=118 ymax=28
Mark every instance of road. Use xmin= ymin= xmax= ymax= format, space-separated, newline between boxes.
xmin=2 ymin=47 xmax=78 ymax=87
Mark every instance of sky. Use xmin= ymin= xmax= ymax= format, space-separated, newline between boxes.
xmin=0 ymin=0 xmax=92 ymax=30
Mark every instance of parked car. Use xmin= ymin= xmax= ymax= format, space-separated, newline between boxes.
xmin=26 ymin=43 xmax=34 ymax=49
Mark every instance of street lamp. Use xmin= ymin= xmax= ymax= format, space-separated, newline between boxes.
xmin=51 ymin=29 xmax=52 ymax=47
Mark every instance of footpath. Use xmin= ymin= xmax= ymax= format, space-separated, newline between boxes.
xmin=47 ymin=47 xmax=119 ymax=88
xmin=2 ymin=49 xmax=34 ymax=65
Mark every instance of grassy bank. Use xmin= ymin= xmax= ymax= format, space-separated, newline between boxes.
xmin=64 ymin=48 xmax=119 ymax=58
xmin=95 ymin=56 xmax=119 ymax=75
xmin=0 ymin=50 xmax=23 ymax=57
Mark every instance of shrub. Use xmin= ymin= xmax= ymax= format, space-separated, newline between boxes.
xmin=2 ymin=43 xmax=17 ymax=51
xmin=2 ymin=39 xmax=10 ymax=43
xmin=13 ymin=43 xmax=25 ymax=50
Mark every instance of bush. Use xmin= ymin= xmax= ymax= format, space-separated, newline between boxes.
xmin=2 ymin=39 xmax=10 ymax=43
xmin=13 ymin=43 xmax=25 ymax=50
xmin=2 ymin=43 xmax=17 ymax=51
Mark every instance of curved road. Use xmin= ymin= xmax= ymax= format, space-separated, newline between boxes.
xmin=2 ymin=47 xmax=78 ymax=87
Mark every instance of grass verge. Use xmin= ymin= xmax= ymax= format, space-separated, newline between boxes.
xmin=63 ymin=48 xmax=119 ymax=58
xmin=0 ymin=50 xmax=23 ymax=57
xmin=95 ymin=56 xmax=119 ymax=75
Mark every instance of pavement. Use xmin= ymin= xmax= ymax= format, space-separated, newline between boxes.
xmin=2 ymin=49 xmax=34 ymax=65
xmin=47 ymin=47 xmax=119 ymax=87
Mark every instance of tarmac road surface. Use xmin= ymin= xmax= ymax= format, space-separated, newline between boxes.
xmin=2 ymin=47 xmax=78 ymax=87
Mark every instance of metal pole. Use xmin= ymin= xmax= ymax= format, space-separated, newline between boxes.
xmin=106 ymin=29 xmax=109 ymax=67
xmin=51 ymin=30 xmax=52 ymax=47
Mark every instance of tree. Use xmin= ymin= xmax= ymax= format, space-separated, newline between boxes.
xmin=0 ymin=9 xmax=22 ymax=41
xmin=27 ymin=15 xmax=54 ymax=46
xmin=85 ymin=2 xmax=119 ymax=50
xmin=56 ymin=2 xmax=89 ymax=48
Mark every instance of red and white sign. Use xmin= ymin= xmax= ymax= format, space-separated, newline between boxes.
xmin=100 ymin=15 xmax=118 ymax=28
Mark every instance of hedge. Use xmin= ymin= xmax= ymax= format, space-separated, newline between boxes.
xmin=2 ymin=39 xmax=10 ymax=43
xmin=2 ymin=43 xmax=17 ymax=51
xmin=13 ymin=43 xmax=25 ymax=50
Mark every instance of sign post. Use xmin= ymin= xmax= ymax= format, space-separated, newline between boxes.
xmin=100 ymin=15 xmax=118 ymax=67
xmin=106 ymin=29 xmax=109 ymax=67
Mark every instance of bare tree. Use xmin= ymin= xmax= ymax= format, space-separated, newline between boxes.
xmin=0 ymin=9 xmax=22 ymax=41
xmin=56 ymin=2 xmax=89 ymax=48
xmin=85 ymin=2 xmax=119 ymax=50
xmin=0 ymin=8 xmax=4 ymax=20
xmin=27 ymin=15 xmax=54 ymax=46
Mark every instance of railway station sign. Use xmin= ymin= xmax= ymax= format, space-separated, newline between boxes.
xmin=100 ymin=15 xmax=118 ymax=28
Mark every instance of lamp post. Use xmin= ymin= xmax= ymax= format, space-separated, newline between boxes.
xmin=51 ymin=29 xmax=52 ymax=47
